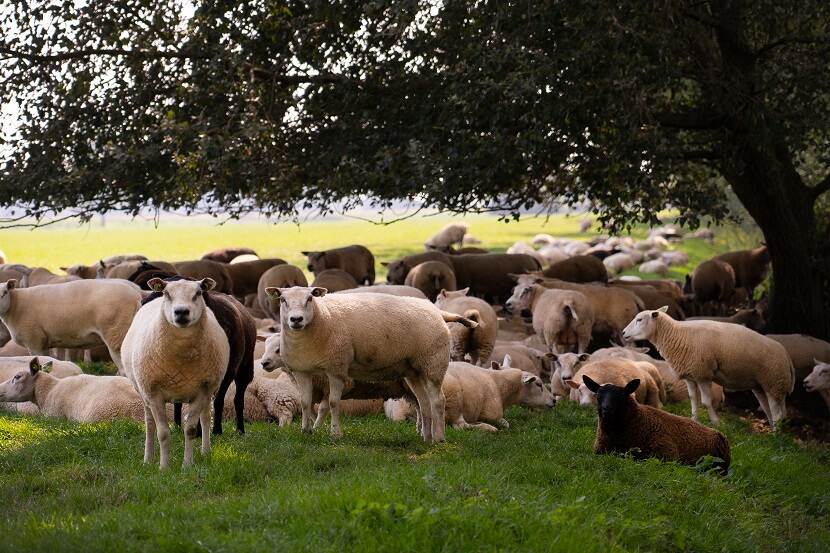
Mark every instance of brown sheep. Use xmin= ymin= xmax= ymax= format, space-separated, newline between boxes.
xmin=22 ymin=268 xmax=81 ymax=287
xmin=690 ymin=259 xmax=736 ymax=305
xmin=202 ymin=247 xmax=259 ymax=264
xmin=587 ymin=377 xmax=731 ymax=473
xmin=404 ymin=261 xmax=457 ymax=301
xmin=172 ymin=259 xmax=235 ymax=295
xmin=609 ymin=283 xmax=685 ymax=320
xmin=714 ymin=246 xmax=770 ymax=298
xmin=102 ymin=260 xmax=178 ymax=280
xmin=382 ymin=251 xmax=453 ymax=284
xmin=688 ymin=308 xmax=765 ymax=332
xmin=447 ymin=253 xmax=541 ymax=304
xmin=543 ymin=255 xmax=608 ymax=283
xmin=303 ymin=245 xmax=375 ymax=285
xmin=311 ymin=269 xmax=359 ymax=292
xmin=223 ymin=258 xmax=287 ymax=298
xmin=611 ymin=278 xmax=684 ymax=302
xmin=257 ymin=264 xmax=308 ymax=320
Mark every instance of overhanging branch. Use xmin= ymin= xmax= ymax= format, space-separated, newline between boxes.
xmin=0 ymin=46 xmax=211 ymax=62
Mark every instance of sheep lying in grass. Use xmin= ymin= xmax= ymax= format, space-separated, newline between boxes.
xmin=266 ymin=286 xmax=477 ymax=442
xmin=0 ymin=357 xmax=146 ymax=422
xmin=804 ymin=361 xmax=830 ymax=414
xmin=622 ymin=307 xmax=794 ymax=429
xmin=0 ymin=356 xmax=82 ymax=414
xmin=0 ymin=279 xmax=142 ymax=375
xmin=122 ymin=278 xmax=230 ymax=469
xmin=490 ymin=344 xmax=549 ymax=379
xmin=435 ymin=288 xmax=498 ymax=365
xmin=586 ymin=377 xmax=731 ymax=473
xmin=222 ymin=369 xmax=300 ymax=426
xmin=566 ymin=357 xmax=663 ymax=408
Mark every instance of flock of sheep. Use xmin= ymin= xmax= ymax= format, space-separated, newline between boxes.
xmin=0 ymin=221 xmax=828 ymax=472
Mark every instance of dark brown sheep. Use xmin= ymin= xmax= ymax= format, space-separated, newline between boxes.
xmin=714 ymin=246 xmax=770 ymax=298
xmin=690 ymin=259 xmax=736 ymax=304
xmin=610 ymin=278 xmax=683 ymax=302
xmin=383 ymin=251 xmax=454 ymax=284
xmin=257 ymin=264 xmax=309 ymax=319
xmin=172 ymin=259 xmax=235 ymax=295
xmin=143 ymin=276 xmax=256 ymax=435
xmin=687 ymin=308 xmax=766 ymax=332
xmin=126 ymin=261 xmax=178 ymax=290
xmin=201 ymin=247 xmax=259 ymax=264
xmin=302 ymin=245 xmax=375 ymax=285
xmin=311 ymin=269 xmax=359 ymax=292
xmin=448 ymin=253 xmax=541 ymax=304
xmin=223 ymin=258 xmax=287 ymax=298
xmin=586 ymin=377 xmax=731 ymax=473
xmin=543 ymin=255 xmax=608 ymax=283
xmin=610 ymin=283 xmax=686 ymax=320
xmin=404 ymin=261 xmax=457 ymax=301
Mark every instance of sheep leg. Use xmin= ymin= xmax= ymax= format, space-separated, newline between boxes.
xmin=211 ymin=377 xmax=232 ymax=436
xmin=233 ymin=376 xmax=250 ymax=435
xmin=327 ymin=375 xmax=345 ymax=439
xmin=423 ymin=378 xmax=446 ymax=443
xmin=313 ymin=399 xmax=330 ymax=430
xmin=142 ymin=403 xmax=156 ymax=464
xmin=698 ymin=380 xmax=720 ymax=426
xmin=766 ymin=393 xmax=786 ymax=431
xmin=183 ymin=394 xmax=210 ymax=468
xmin=199 ymin=402 xmax=212 ymax=456
xmin=293 ymin=372 xmax=315 ymax=433
xmin=751 ymin=388 xmax=772 ymax=426
xmin=106 ymin=346 xmax=125 ymax=376
xmin=405 ymin=377 xmax=433 ymax=443
xmin=496 ymin=418 xmax=510 ymax=429
xmin=173 ymin=402 xmax=182 ymax=428
xmin=147 ymin=396 xmax=170 ymax=470
xmin=685 ymin=380 xmax=700 ymax=421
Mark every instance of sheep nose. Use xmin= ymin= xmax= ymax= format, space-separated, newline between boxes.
xmin=260 ymin=359 xmax=271 ymax=369
xmin=289 ymin=315 xmax=304 ymax=324
xmin=174 ymin=307 xmax=190 ymax=318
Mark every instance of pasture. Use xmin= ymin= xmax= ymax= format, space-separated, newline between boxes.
xmin=1 ymin=214 xmax=827 ymax=552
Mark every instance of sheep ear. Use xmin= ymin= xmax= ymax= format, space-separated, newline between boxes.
xmin=311 ymin=287 xmax=327 ymax=297
xmin=438 ymin=289 xmax=448 ymax=298
xmin=5 ymin=279 xmax=16 ymax=290
xmin=380 ymin=262 xmax=389 ymax=267
xmin=200 ymin=278 xmax=216 ymax=292
xmin=578 ymin=353 xmax=590 ymax=362
xmin=567 ymin=379 xmax=581 ymax=390
xmin=522 ymin=373 xmax=537 ymax=384
xmin=256 ymin=335 xmax=268 ymax=342
xmin=59 ymin=266 xmax=68 ymax=271
xmin=147 ymin=278 xmax=166 ymax=292
xmin=300 ymin=251 xmax=312 ymax=256
xmin=582 ymin=375 xmax=600 ymax=393
xmin=459 ymin=287 xmax=470 ymax=296
xmin=624 ymin=379 xmax=641 ymax=394
xmin=651 ymin=311 xmax=660 ymax=318
xmin=534 ymin=278 xmax=544 ymax=284
xmin=491 ymin=361 xmax=500 ymax=370
xmin=265 ymin=287 xmax=281 ymax=299
xmin=29 ymin=357 xmax=41 ymax=374
xmin=42 ymin=361 xmax=53 ymax=373
xmin=657 ymin=305 xmax=669 ymax=313
xmin=99 ymin=260 xmax=106 ymax=268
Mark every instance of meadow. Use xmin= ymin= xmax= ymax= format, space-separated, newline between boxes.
xmin=2 ymin=213 xmax=826 ymax=553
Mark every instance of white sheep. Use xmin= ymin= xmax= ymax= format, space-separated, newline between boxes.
xmin=639 ymin=259 xmax=669 ymax=276
xmin=0 ymin=279 xmax=142 ymax=374
xmin=506 ymin=241 xmax=546 ymax=267
xmin=425 ymin=222 xmax=469 ymax=250
xmin=0 ymin=355 xmax=83 ymax=414
xmin=603 ymin=253 xmax=635 ymax=274
xmin=0 ymin=357 xmax=146 ymax=422
xmin=335 ymin=284 xmax=428 ymax=300
xmin=222 ymin=369 xmax=300 ymax=426
xmin=563 ymin=241 xmax=590 ymax=257
xmin=661 ymin=251 xmax=689 ymax=266
xmin=804 ymin=361 xmax=830 ymax=414
xmin=122 ymin=278 xmax=230 ymax=469
xmin=537 ymin=244 xmax=570 ymax=266
xmin=434 ymin=288 xmax=498 ymax=365
xmin=531 ymin=233 xmax=555 ymax=246
xmin=623 ymin=307 xmax=794 ymax=428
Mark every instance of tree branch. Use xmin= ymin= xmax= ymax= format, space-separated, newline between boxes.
xmin=0 ymin=46 xmax=210 ymax=62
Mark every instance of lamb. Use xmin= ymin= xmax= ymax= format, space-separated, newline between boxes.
xmin=223 ymin=258 xmax=287 ymax=298
xmin=257 ymin=264 xmax=309 ymax=320
xmin=446 ymin=253 xmax=541 ymax=304
xmin=690 ymin=259 xmax=736 ymax=304
xmin=566 ymin=358 xmax=663 ymax=408
xmin=143 ymin=276 xmax=256 ymax=435
xmin=715 ymin=245 xmax=770 ymax=298
xmin=302 ymin=245 xmax=375 ymax=285
xmin=0 ymin=357 xmax=146 ymax=422
xmin=22 ymin=267 xmax=81 ymax=287
xmin=424 ymin=222 xmax=468 ymax=250
xmin=172 ymin=260 xmax=235 ymax=295
xmin=335 ymin=284 xmax=427 ymax=300
xmin=622 ymin=307 xmax=794 ymax=428
xmin=504 ymin=280 xmax=594 ymax=354
xmin=0 ymin=279 xmax=142 ymax=374
xmin=803 ymin=361 xmax=830 ymax=414
xmin=202 ymin=247 xmax=259 ymax=264
xmin=382 ymin=251 xmax=453 ymax=284
xmin=404 ymin=261 xmax=457 ymax=301
xmin=546 ymin=352 xmax=590 ymax=397
xmin=543 ymin=255 xmax=608 ymax=283
xmin=687 ymin=308 xmax=765 ymax=332
xmin=311 ymin=269 xmax=359 ymax=292
xmin=435 ymin=288 xmax=498 ymax=365
xmin=122 ymin=278 xmax=230 ymax=469
xmin=639 ymin=259 xmax=669 ymax=276
xmin=438 ymin=360 xmax=554 ymax=431
xmin=586 ymin=377 xmax=731 ymax=472
xmin=265 ymin=286 xmax=478 ymax=442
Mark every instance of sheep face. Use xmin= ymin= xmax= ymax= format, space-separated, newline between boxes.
xmin=259 ymin=334 xmax=282 ymax=372
xmin=518 ymin=372 xmax=556 ymax=409
xmin=621 ymin=307 xmax=668 ymax=341
xmin=584 ymin=376 xmax=640 ymax=421
xmin=148 ymin=278 xmax=215 ymax=328
xmin=504 ymin=281 xmax=541 ymax=314
xmin=267 ymin=286 xmax=327 ymax=331
xmin=804 ymin=361 xmax=830 ymax=392
xmin=301 ymin=251 xmax=327 ymax=274
xmin=0 ymin=358 xmax=51 ymax=402
xmin=384 ymin=261 xmax=407 ymax=284
xmin=549 ymin=352 xmax=590 ymax=387
xmin=0 ymin=279 xmax=17 ymax=314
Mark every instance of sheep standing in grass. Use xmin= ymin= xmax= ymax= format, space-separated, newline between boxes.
xmin=434 ymin=288 xmax=498 ymax=365
xmin=586 ymin=377 xmax=731 ymax=473
xmin=0 ymin=279 xmax=141 ymax=374
xmin=622 ymin=307 xmax=794 ymax=429
xmin=405 ymin=261 xmax=457 ymax=301
xmin=425 ymin=222 xmax=469 ymax=251
xmin=122 ymin=278 xmax=230 ymax=469
xmin=266 ymin=286 xmax=477 ymax=443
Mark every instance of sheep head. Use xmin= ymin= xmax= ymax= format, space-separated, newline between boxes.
xmin=621 ymin=306 xmax=668 ymax=341
xmin=266 ymin=286 xmax=326 ymax=331
xmin=147 ymin=277 xmax=215 ymax=328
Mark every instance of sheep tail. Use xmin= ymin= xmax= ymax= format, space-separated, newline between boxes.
xmin=442 ymin=311 xmax=479 ymax=328
xmin=563 ymin=304 xmax=578 ymax=322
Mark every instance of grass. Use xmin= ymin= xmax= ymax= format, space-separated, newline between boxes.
xmin=1 ymin=212 xmax=820 ymax=552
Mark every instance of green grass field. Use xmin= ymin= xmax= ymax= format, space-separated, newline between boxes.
xmin=2 ymin=213 xmax=824 ymax=552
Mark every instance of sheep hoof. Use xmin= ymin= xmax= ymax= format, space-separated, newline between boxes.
xmin=331 ymin=430 xmax=343 ymax=439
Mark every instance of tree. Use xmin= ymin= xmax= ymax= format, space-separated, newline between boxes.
xmin=1 ymin=1 xmax=828 ymax=337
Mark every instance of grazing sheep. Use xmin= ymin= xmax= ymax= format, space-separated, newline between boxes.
xmin=586 ymin=377 xmax=731 ymax=472
xmin=690 ymin=259 xmax=736 ymax=305
xmin=22 ymin=267 xmax=81 ymax=287
xmin=224 ymin=258 xmax=287 ymax=298
xmin=803 ymin=361 xmax=830 ymax=414
xmin=687 ymin=308 xmax=765 ymax=332
xmin=122 ymin=278 xmax=230 ymax=469
xmin=202 ymin=247 xmax=259 ymax=264
xmin=302 ymin=245 xmax=375 ymax=285
xmin=0 ymin=279 xmax=141 ymax=374
xmin=311 ymin=269 xmax=359 ymax=293
xmin=382 ymin=251 xmax=453 ymax=284
xmin=143 ymin=276 xmax=256 ymax=435
xmin=504 ymin=280 xmax=594 ymax=354
xmin=768 ymin=334 xmax=830 ymax=380
xmin=0 ymin=357 xmax=146 ymax=422
xmin=603 ymin=253 xmax=635 ymax=275
xmin=661 ymin=251 xmax=689 ymax=267
xmin=257 ymin=264 xmax=309 ymax=320
xmin=335 ymin=284 xmax=427 ymax=300
xmin=447 ymin=253 xmax=541 ymax=304
xmin=439 ymin=360 xmax=554 ymax=431
xmin=173 ymin=260 xmax=234 ymax=295
xmin=424 ymin=222 xmax=469 ymax=250
xmin=566 ymin=357 xmax=663 ymax=408
xmin=714 ymin=246 xmax=770 ymax=298
xmin=404 ymin=261 xmax=457 ymax=301
xmin=266 ymin=287 xmax=478 ymax=442
xmin=543 ymin=255 xmax=608 ymax=283
xmin=639 ymin=260 xmax=669 ymax=276
xmin=435 ymin=288 xmax=498 ymax=365
xmin=622 ymin=307 xmax=794 ymax=429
